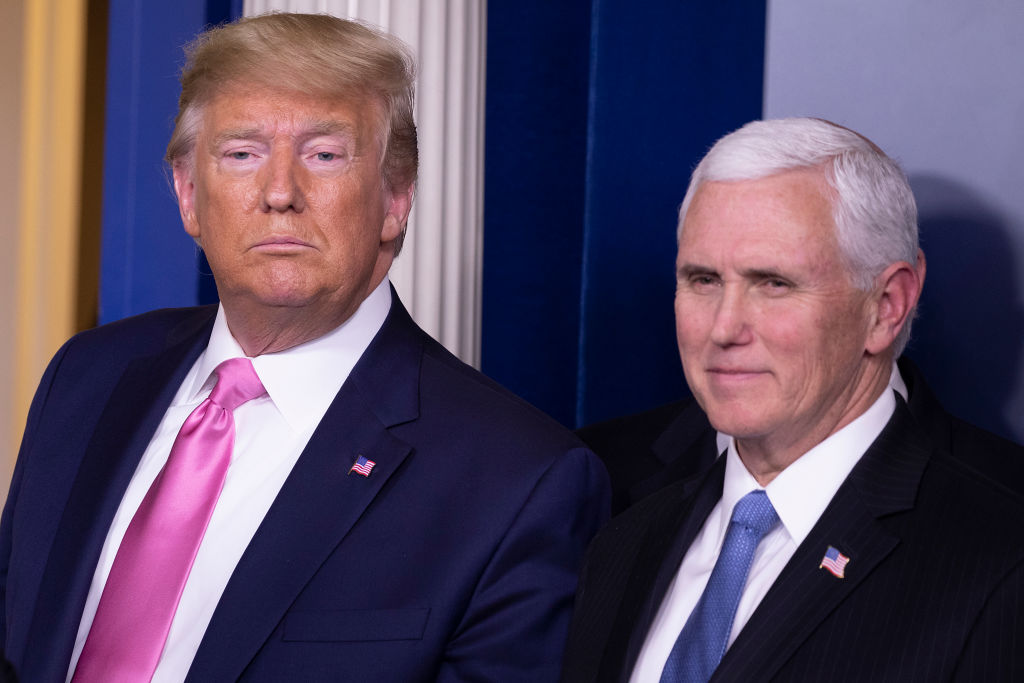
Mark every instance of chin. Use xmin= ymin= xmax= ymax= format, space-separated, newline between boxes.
xmin=231 ymin=282 xmax=321 ymax=309
xmin=701 ymin=400 xmax=773 ymax=440
xmin=261 ymin=292 xmax=324 ymax=309
xmin=241 ymin=268 xmax=325 ymax=307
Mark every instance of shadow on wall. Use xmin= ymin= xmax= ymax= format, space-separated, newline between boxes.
xmin=907 ymin=173 xmax=1024 ymax=445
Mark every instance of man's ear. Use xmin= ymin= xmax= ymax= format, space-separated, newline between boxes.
xmin=172 ymin=160 xmax=201 ymax=242
xmin=865 ymin=249 xmax=926 ymax=355
xmin=381 ymin=182 xmax=415 ymax=245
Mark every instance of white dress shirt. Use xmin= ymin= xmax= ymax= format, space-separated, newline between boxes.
xmin=630 ymin=383 xmax=898 ymax=682
xmin=67 ymin=278 xmax=392 ymax=683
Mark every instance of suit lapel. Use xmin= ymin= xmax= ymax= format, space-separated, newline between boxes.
xmin=187 ymin=293 xmax=423 ymax=681
xmin=21 ymin=309 xmax=216 ymax=683
xmin=629 ymin=402 xmax=719 ymax=505
xmin=599 ymin=458 xmax=726 ymax=682
xmin=713 ymin=401 xmax=929 ymax=681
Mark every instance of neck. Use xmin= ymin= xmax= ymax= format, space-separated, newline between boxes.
xmin=219 ymin=259 xmax=392 ymax=356
xmin=223 ymin=306 xmax=352 ymax=356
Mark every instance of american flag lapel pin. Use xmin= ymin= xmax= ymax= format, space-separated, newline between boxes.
xmin=819 ymin=545 xmax=850 ymax=578
xmin=348 ymin=455 xmax=376 ymax=477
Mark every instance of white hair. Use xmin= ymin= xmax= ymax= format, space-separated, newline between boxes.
xmin=677 ymin=118 xmax=919 ymax=354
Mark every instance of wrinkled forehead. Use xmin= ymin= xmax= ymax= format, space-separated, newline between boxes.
xmin=678 ymin=170 xmax=841 ymax=263
xmin=679 ymin=161 xmax=836 ymax=232
xmin=686 ymin=168 xmax=834 ymax=222
xmin=193 ymin=81 xmax=388 ymax=150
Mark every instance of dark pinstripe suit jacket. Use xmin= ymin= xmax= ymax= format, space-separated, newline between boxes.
xmin=562 ymin=400 xmax=1024 ymax=681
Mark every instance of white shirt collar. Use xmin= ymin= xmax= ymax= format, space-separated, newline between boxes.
xmin=889 ymin=361 xmax=908 ymax=402
xmin=718 ymin=385 xmax=897 ymax=548
xmin=183 ymin=277 xmax=392 ymax=434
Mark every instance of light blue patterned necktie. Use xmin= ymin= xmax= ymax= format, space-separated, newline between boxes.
xmin=659 ymin=490 xmax=779 ymax=683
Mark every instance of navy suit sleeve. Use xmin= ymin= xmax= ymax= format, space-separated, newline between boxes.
xmin=952 ymin=558 xmax=1024 ymax=681
xmin=0 ymin=341 xmax=70 ymax=645
xmin=438 ymin=447 xmax=610 ymax=682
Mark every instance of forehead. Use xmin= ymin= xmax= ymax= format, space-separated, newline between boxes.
xmin=197 ymin=85 xmax=383 ymax=144
xmin=679 ymin=169 xmax=839 ymax=267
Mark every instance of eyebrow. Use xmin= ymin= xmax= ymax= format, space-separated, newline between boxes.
xmin=741 ymin=267 xmax=789 ymax=281
xmin=677 ymin=263 xmax=716 ymax=278
xmin=305 ymin=121 xmax=357 ymax=139
xmin=211 ymin=121 xmax=357 ymax=147
xmin=677 ymin=263 xmax=790 ymax=282
xmin=211 ymin=128 xmax=264 ymax=147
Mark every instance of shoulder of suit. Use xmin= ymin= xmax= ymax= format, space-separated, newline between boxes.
xmin=942 ymin=415 xmax=1024 ymax=494
xmin=44 ymin=306 xmax=216 ymax=385
xmin=575 ymin=399 xmax=710 ymax=485
xmin=66 ymin=305 xmax=217 ymax=353
xmin=907 ymin=449 xmax=1024 ymax=577
xmin=587 ymin=474 xmax=697 ymax=551
xmin=412 ymin=335 xmax=589 ymax=454
xmin=577 ymin=399 xmax=695 ymax=449
xmin=925 ymin=444 xmax=1024 ymax=511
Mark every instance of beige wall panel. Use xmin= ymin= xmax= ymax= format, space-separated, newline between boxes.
xmin=0 ymin=0 xmax=25 ymax=500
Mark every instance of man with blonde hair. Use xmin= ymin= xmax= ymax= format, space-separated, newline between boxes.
xmin=0 ymin=13 xmax=608 ymax=681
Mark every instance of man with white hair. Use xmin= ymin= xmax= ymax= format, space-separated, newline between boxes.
xmin=561 ymin=118 xmax=1024 ymax=682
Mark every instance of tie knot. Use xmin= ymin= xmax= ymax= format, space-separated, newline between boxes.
xmin=208 ymin=358 xmax=266 ymax=411
xmin=730 ymin=490 xmax=778 ymax=538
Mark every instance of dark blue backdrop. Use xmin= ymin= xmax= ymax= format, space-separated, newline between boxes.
xmin=99 ymin=0 xmax=238 ymax=324
xmin=482 ymin=0 xmax=766 ymax=426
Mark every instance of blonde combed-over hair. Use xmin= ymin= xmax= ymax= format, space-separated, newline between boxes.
xmin=166 ymin=12 xmax=418 ymax=197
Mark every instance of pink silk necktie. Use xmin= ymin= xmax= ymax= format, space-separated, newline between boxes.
xmin=73 ymin=357 xmax=266 ymax=682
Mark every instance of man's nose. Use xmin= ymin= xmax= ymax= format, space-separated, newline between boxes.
xmin=260 ymin=149 xmax=306 ymax=213
xmin=709 ymin=286 xmax=753 ymax=347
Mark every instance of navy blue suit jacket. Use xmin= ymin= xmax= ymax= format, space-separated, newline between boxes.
xmin=0 ymin=293 xmax=610 ymax=681
xmin=563 ymin=399 xmax=1024 ymax=681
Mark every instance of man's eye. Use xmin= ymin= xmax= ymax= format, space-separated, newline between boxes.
xmin=228 ymin=151 xmax=251 ymax=160
xmin=316 ymin=152 xmax=338 ymax=161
